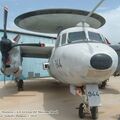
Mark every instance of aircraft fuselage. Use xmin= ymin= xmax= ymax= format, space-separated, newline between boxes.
xmin=49 ymin=27 xmax=118 ymax=86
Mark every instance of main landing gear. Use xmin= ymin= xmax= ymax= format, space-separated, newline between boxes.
xmin=17 ymin=79 xmax=24 ymax=91
xmin=99 ymin=80 xmax=108 ymax=89
xmin=73 ymin=84 xmax=100 ymax=119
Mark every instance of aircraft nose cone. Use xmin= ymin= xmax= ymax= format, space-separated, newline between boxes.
xmin=90 ymin=54 xmax=112 ymax=70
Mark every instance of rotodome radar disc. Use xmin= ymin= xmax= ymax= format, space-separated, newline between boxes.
xmin=15 ymin=9 xmax=105 ymax=34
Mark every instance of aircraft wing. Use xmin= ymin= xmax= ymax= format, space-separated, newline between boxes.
xmin=110 ymin=45 xmax=120 ymax=76
xmin=13 ymin=43 xmax=54 ymax=58
xmin=110 ymin=44 xmax=120 ymax=53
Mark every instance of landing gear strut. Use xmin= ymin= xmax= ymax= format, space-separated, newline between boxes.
xmin=99 ymin=80 xmax=108 ymax=89
xmin=17 ymin=79 xmax=24 ymax=91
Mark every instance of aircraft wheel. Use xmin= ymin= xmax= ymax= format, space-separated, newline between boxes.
xmin=17 ymin=80 xmax=24 ymax=91
xmin=90 ymin=106 xmax=98 ymax=119
xmin=79 ymin=103 xmax=85 ymax=118
xmin=99 ymin=80 xmax=107 ymax=89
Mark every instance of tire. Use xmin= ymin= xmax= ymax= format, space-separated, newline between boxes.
xmin=79 ymin=103 xmax=85 ymax=118
xmin=17 ymin=80 xmax=24 ymax=91
xmin=90 ymin=106 xmax=98 ymax=119
xmin=99 ymin=80 xmax=107 ymax=89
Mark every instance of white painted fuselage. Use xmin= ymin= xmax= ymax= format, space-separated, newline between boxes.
xmin=49 ymin=27 xmax=118 ymax=86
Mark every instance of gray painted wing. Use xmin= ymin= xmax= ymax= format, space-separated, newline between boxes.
xmin=110 ymin=45 xmax=120 ymax=76
xmin=18 ymin=44 xmax=53 ymax=58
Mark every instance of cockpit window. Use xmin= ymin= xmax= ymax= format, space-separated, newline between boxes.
xmin=68 ymin=31 xmax=86 ymax=43
xmin=88 ymin=31 xmax=103 ymax=42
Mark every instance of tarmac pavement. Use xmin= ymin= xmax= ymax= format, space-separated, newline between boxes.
xmin=0 ymin=77 xmax=120 ymax=120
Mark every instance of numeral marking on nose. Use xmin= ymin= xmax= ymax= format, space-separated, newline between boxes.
xmin=87 ymin=91 xmax=99 ymax=97
xmin=55 ymin=59 xmax=62 ymax=68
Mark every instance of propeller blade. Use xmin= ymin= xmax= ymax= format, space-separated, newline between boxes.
xmin=13 ymin=34 xmax=20 ymax=43
xmin=3 ymin=6 xmax=8 ymax=39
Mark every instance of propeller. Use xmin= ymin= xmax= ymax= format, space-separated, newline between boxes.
xmin=0 ymin=6 xmax=12 ymax=66
xmin=0 ymin=6 xmax=20 ymax=67
xmin=3 ymin=6 xmax=8 ymax=39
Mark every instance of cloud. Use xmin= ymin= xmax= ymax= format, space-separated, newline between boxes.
xmin=99 ymin=6 xmax=120 ymax=44
xmin=98 ymin=6 xmax=109 ymax=11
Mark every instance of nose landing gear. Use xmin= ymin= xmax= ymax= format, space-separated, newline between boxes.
xmin=73 ymin=84 xmax=100 ymax=119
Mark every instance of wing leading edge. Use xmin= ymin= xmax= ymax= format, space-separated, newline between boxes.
xmin=13 ymin=43 xmax=53 ymax=58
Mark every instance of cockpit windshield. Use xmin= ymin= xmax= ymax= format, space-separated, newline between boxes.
xmin=68 ymin=31 xmax=86 ymax=43
xmin=88 ymin=31 xmax=103 ymax=42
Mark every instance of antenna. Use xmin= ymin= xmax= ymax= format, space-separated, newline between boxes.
xmin=77 ymin=0 xmax=105 ymax=27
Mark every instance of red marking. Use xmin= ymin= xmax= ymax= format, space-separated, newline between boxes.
xmin=105 ymin=38 xmax=111 ymax=45
xmin=5 ymin=56 xmax=11 ymax=65
xmin=40 ymin=43 xmax=45 ymax=47
xmin=13 ymin=34 xmax=20 ymax=42
xmin=76 ymin=89 xmax=82 ymax=96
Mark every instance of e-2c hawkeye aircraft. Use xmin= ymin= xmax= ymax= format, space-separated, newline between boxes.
xmin=1 ymin=0 xmax=120 ymax=119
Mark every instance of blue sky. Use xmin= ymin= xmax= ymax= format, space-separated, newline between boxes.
xmin=0 ymin=0 xmax=120 ymax=43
